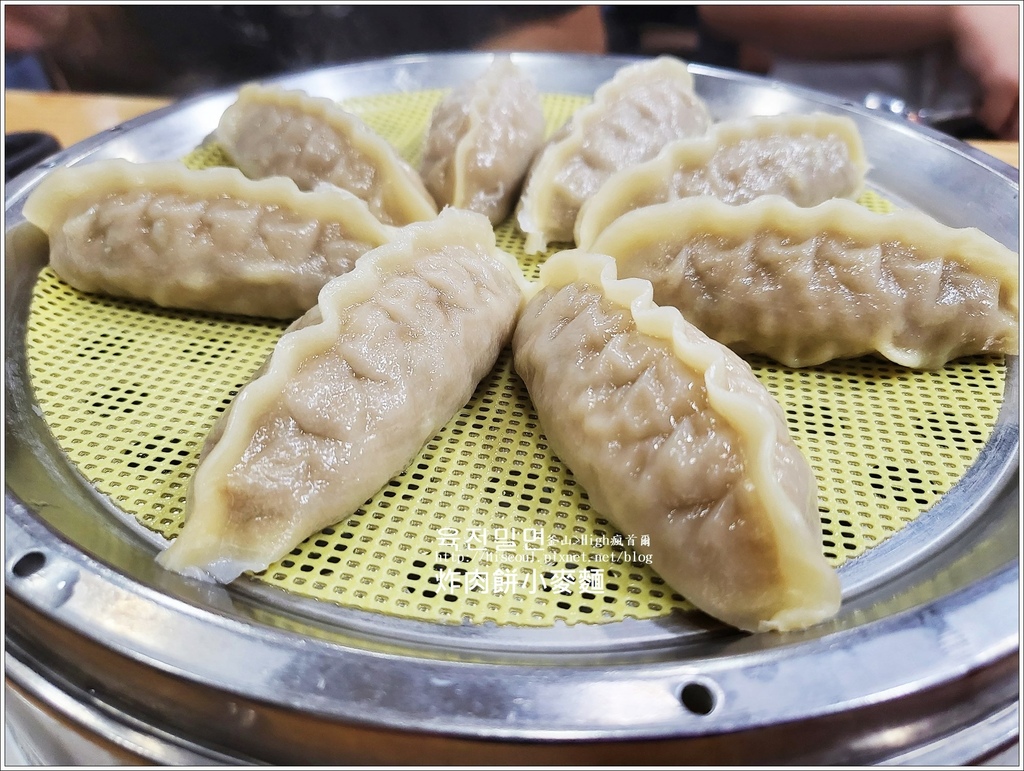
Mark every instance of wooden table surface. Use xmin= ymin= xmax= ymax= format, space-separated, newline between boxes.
xmin=5 ymin=89 xmax=1020 ymax=170
xmin=5 ymin=90 xmax=171 ymax=149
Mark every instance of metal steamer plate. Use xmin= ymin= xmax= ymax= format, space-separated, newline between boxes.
xmin=5 ymin=53 xmax=1019 ymax=764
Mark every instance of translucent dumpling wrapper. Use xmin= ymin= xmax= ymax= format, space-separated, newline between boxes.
xmin=515 ymin=55 xmax=712 ymax=254
xmin=420 ymin=56 xmax=545 ymax=224
xmin=157 ymin=209 xmax=528 ymax=582
xmin=590 ymin=195 xmax=1019 ymax=369
xmin=512 ymin=251 xmax=841 ymax=632
xmin=575 ymin=112 xmax=869 ymax=249
xmin=216 ymin=84 xmax=438 ymax=226
xmin=22 ymin=159 xmax=394 ymax=319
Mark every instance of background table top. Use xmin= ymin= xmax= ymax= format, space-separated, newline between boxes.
xmin=5 ymin=88 xmax=1020 ymax=170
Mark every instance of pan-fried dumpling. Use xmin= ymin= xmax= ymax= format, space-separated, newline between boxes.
xmin=216 ymin=84 xmax=438 ymax=226
xmin=420 ymin=56 xmax=545 ymax=224
xmin=512 ymin=251 xmax=841 ymax=632
xmin=516 ymin=55 xmax=712 ymax=254
xmin=591 ymin=196 xmax=1019 ymax=368
xmin=575 ymin=113 xmax=868 ymax=249
xmin=22 ymin=159 xmax=393 ymax=319
xmin=157 ymin=209 xmax=527 ymax=582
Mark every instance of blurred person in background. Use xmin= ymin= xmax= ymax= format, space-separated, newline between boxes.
xmin=4 ymin=5 xmax=606 ymax=95
xmin=8 ymin=4 xmax=1017 ymax=140
xmin=603 ymin=4 xmax=1019 ymax=140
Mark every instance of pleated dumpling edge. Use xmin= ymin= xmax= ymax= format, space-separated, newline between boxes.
xmin=157 ymin=209 xmax=528 ymax=583
xmin=514 ymin=250 xmax=842 ymax=633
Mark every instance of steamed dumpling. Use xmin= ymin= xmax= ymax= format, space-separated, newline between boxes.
xmin=591 ymin=196 xmax=1019 ymax=368
xmin=512 ymin=251 xmax=841 ymax=632
xmin=22 ymin=159 xmax=393 ymax=318
xmin=157 ymin=209 xmax=527 ymax=582
xmin=420 ymin=56 xmax=545 ymax=224
xmin=516 ymin=55 xmax=712 ymax=254
xmin=575 ymin=112 xmax=868 ymax=249
xmin=216 ymin=84 xmax=438 ymax=226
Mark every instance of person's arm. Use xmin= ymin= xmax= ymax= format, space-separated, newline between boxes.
xmin=696 ymin=4 xmax=1015 ymax=138
xmin=698 ymin=5 xmax=1019 ymax=139
xmin=698 ymin=5 xmax=951 ymax=59
xmin=4 ymin=5 xmax=162 ymax=92
xmin=949 ymin=5 xmax=1019 ymax=139
xmin=476 ymin=6 xmax=606 ymax=54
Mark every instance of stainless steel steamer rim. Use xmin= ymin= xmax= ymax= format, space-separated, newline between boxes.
xmin=4 ymin=53 xmax=1020 ymax=764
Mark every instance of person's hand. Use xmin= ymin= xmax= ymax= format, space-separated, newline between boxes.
xmin=949 ymin=6 xmax=1019 ymax=139
xmin=4 ymin=6 xmax=74 ymax=51
xmin=477 ymin=6 xmax=606 ymax=54
xmin=4 ymin=6 xmax=120 ymax=62
xmin=4 ymin=6 xmax=160 ymax=93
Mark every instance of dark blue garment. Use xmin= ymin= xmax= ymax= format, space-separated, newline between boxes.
xmin=5 ymin=53 xmax=51 ymax=90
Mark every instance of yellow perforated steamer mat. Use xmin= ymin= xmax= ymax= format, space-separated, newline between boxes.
xmin=25 ymin=91 xmax=1007 ymax=627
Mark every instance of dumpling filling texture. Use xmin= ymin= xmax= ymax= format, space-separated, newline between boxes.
xmin=158 ymin=209 xmax=526 ymax=582
xmin=513 ymin=251 xmax=841 ymax=632
xmin=22 ymin=160 xmax=394 ymax=319
xmin=216 ymin=84 xmax=438 ymax=226
xmin=420 ymin=55 xmax=545 ymax=224
xmin=575 ymin=112 xmax=868 ymax=249
xmin=516 ymin=55 xmax=712 ymax=254
xmin=591 ymin=196 xmax=1019 ymax=368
